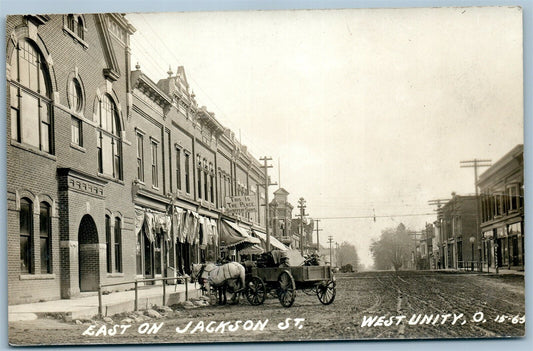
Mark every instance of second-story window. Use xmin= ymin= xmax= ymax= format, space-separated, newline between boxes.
xmin=97 ymin=95 xmax=122 ymax=180
xmin=203 ymin=160 xmax=208 ymax=202
xmin=209 ymin=164 xmax=214 ymax=203
xmin=185 ymin=153 xmax=191 ymax=193
xmin=197 ymin=155 xmax=202 ymax=199
xmin=77 ymin=17 xmax=85 ymax=40
xmin=67 ymin=14 xmax=75 ymax=32
xmin=136 ymin=133 xmax=144 ymax=182
xmin=10 ymin=39 xmax=53 ymax=153
xmin=176 ymin=148 xmax=182 ymax=191
xmin=151 ymin=140 xmax=158 ymax=188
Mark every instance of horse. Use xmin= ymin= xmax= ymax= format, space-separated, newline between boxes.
xmin=191 ymin=262 xmax=246 ymax=305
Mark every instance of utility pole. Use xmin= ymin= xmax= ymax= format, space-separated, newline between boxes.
xmin=460 ymin=159 xmax=491 ymax=272
xmin=260 ymin=157 xmax=277 ymax=251
xmin=296 ymin=198 xmax=308 ymax=255
xmin=328 ymin=235 xmax=333 ymax=267
xmin=314 ymin=219 xmax=322 ymax=253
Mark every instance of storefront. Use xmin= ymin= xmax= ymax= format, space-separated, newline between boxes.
xmin=219 ymin=219 xmax=261 ymax=261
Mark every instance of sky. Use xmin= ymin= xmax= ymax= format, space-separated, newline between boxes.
xmin=126 ymin=7 xmax=523 ymax=267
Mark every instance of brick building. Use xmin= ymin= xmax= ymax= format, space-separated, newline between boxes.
xmin=434 ymin=194 xmax=479 ymax=269
xmin=6 ymin=14 xmax=268 ymax=304
xmin=478 ymin=144 xmax=524 ymax=271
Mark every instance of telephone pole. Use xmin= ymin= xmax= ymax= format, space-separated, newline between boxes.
xmin=460 ymin=158 xmax=491 ymax=272
xmin=260 ymin=157 xmax=277 ymax=251
xmin=328 ymin=235 xmax=333 ymax=267
xmin=314 ymin=219 xmax=322 ymax=253
xmin=296 ymin=198 xmax=308 ymax=255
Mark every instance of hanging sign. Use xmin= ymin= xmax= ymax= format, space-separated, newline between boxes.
xmin=225 ymin=196 xmax=257 ymax=211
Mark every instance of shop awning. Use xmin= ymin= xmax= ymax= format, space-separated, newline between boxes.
xmin=219 ymin=220 xmax=261 ymax=249
xmin=239 ymin=244 xmax=264 ymax=255
xmin=253 ymin=231 xmax=289 ymax=251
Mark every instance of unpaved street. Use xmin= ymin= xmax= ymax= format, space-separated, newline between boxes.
xmin=9 ymin=271 xmax=525 ymax=345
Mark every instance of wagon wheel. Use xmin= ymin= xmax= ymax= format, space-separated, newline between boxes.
xmin=245 ymin=276 xmax=266 ymax=306
xmin=277 ymin=270 xmax=296 ymax=308
xmin=226 ymin=278 xmax=243 ymax=305
xmin=316 ymin=280 xmax=336 ymax=305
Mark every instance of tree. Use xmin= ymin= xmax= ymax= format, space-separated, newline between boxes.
xmin=336 ymin=241 xmax=360 ymax=271
xmin=370 ymin=223 xmax=413 ymax=271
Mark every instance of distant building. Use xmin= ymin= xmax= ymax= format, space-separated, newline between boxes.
xmin=268 ymin=188 xmax=293 ymax=246
xmin=291 ymin=217 xmax=315 ymax=252
xmin=435 ymin=194 xmax=479 ymax=269
xmin=478 ymin=144 xmax=524 ymax=271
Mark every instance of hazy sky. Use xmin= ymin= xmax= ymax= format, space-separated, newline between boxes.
xmin=127 ymin=7 xmax=523 ymax=267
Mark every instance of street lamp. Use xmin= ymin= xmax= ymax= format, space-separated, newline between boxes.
xmin=469 ymin=236 xmax=475 ymax=271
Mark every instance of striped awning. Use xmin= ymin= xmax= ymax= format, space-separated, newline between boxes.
xmin=219 ymin=220 xmax=261 ymax=249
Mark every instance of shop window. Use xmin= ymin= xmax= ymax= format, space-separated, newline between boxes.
xmin=39 ymin=202 xmax=51 ymax=274
xmin=97 ymin=95 xmax=122 ymax=180
xmin=114 ymin=218 xmax=122 ymax=273
xmin=154 ymin=233 xmax=162 ymax=275
xmin=136 ymin=230 xmax=143 ymax=275
xmin=10 ymin=40 xmax=53 ymax=153
xmin=20 ymin=198 xmax=33 ymax=274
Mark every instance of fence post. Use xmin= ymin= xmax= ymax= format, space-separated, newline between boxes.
xmin=134 ymin=281 xmax=138 ymax=311
xmin=98 ymin=285 xmax=103 ymax=318
xmin=162 ymin=278 xmax=166 ymax=306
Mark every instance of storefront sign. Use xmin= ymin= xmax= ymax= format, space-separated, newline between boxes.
xmin=225 ymin=196 xmax=257 ymax=211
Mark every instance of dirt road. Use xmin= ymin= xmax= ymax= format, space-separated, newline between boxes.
xmin=9 ymin=271 xmax=525 ymax=345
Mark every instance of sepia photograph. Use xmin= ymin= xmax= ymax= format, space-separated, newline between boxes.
xmin=4 ymin=4 xmax=526 ymax=346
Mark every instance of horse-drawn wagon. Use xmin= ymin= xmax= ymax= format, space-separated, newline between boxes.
xmin=244 ymin=264 xmax=336 ymax=307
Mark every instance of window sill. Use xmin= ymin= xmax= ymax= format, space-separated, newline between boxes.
xmin=20 ymin=273 xmax=56 ymax=280
xmin=107 ymin=273 xmax=124 ymax=278
xmin=70 ymin=143 xmax=86 ymax=153
xmin=97 ymin=172 xmax=125 ymax=185
xmin=62 ymin=27 xmax=89 ymax=49
xmin=10 ymin=140 xmax=56 ymax=161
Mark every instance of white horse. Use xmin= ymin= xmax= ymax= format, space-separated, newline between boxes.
xmin=191 ymin=262 xmax=246 ymax=305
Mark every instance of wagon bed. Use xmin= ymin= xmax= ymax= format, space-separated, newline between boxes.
xmin=245 ymin=265 xmax=336 ymax=307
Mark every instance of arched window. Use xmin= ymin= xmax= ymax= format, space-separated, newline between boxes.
xmin=67 ymin=14 xmax=75 ymax=32
xmin=20 ymin=198 xmax=33 ymax=273
xmin=68 ymin=78 xmax=83 ymax=112
xmin=10 ymin=40 xmax=52 ymax=153
xmin=97 ymin=95 xmax=122 ymax=179
xmin=77 ymin=17 xmax=85 ymax=40
xmin=39 ymin=202 xmax=51 ymax=273
xmin=114 ymin=218 xmax=122 ymax=273
xmin=105 ymin=215 xmax=112 ymax=273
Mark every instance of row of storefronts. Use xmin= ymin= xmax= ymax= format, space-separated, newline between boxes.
xmin=6 ymin=14 xmax=280 ymax=304
xmin=428 ymin=145 xmax=524 ymax=272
